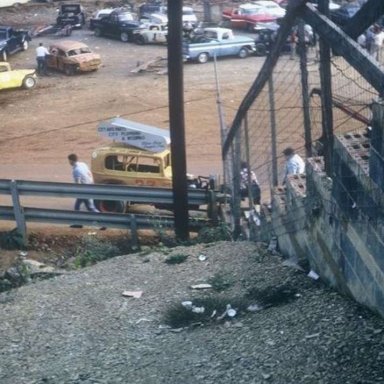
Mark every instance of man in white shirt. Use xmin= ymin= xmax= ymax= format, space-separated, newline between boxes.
xmin=68 ymin=153 xmax=99 ymax=212
xmin=35 ymin=42 xmax=50 ymax=75
xmin=283 ymin=147 xmax=305 ymax=184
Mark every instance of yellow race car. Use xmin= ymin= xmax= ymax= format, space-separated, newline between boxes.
xmin=0 ymin=62 xmax=37 ymax=91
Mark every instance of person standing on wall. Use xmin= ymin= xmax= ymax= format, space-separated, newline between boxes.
xmin=67 ymin=153 xmax=100 ymax=213
xmin=35 ymin=42 xmax=49 ymax=76
xmin=283 ymin=147 xmax=305 ymax=184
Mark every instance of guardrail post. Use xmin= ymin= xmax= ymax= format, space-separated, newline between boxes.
xmin=129 ymin=214 xmax=139 ymax=250
xmin=207 ymin=190 xmax=218 ymax=225
xmin=10 ymin=180 xmax=27 ymax=246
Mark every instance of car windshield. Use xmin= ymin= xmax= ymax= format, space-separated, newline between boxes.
xmin=67 ymin=47 xmax=91 ymax=56
xmin=119 ymin=13 xmax=134 ymax=21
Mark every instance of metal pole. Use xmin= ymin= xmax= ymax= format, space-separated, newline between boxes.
xmin=318 ymin=0 xmax=334 ymax=176
xmin=167 ymin=0 xmax=189 ymax=240
xmin=244 ymin=114 xmax=253 ymax=210
xmin=268 ymin=75 xmax=278 ymax=186
xmin=297 ymin=19 xmax=313 ymax=158
xmin=233 ymin=128 xmax=242 ymax=239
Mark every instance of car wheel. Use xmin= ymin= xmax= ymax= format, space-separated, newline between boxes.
xmin=134 ymin=34 xmax=146 ymax=45
xmin=22 ymin=75 xmax=37 ymax=90
xmin=22 ymin=40 xmax=29 ymax=51
xmin=120 ymin=32 xmax=129 ymax=42
xmin=255 ymin=43 xmax=267 ymax=56
xmin=94 ymin=28 xmax=102 ymax=37
xmin=64 ymin=65 xmax=76 ymax=76
xmin=95 ymin=200 xmax=126 ymax=213
xmin=1 ymin=50 xmax=7 ymax=61
xmin=197 ymin=52 xmax=209 ymax=64
xmin=238 ymin=47 xmax=248 ymax=59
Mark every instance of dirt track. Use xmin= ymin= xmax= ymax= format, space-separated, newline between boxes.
xmin=0 ymin=2 xmax=266 ymax=217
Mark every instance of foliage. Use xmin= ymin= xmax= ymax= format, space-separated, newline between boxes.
xmin=208 ymin=271 xmax=235 ymax=292
xmin=164 ymin=253 xmax=189 ymax=265
xmin=0 ymin=228 xmax=25 ymax=250
xmin=73 ymin=236 xmax=120 ymax=268
xmin=196 ymin=223 xmax=232 ymax=244
xmin=246 ymin=283 xmax=298 ymax=308
xmin=163 ymin=296 xmax=250 ymax=328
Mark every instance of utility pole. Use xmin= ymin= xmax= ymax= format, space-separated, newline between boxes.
xmin=167 ymin=0 xmax=189 ymax=240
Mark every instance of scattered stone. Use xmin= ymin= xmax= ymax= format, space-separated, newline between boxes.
xmin=122 ymin=291 xmax=143 ymax=298
xmin=190 ymin=283 xmax=212 ymax=290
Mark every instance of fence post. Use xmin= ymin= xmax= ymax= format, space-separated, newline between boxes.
xmin=268 ymin=75 xmax=278 ymax=186
xmin=297 ymin=19 xmax=313 ymax=158
xmin=232 ymin=127 xmax=242 ymax=239
xmin=10 ymin=180 xmax=27 ymax=246
xmin=129 ymin=214 xmax=139 ymax=250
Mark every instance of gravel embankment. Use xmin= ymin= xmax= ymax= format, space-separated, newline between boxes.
xmin=1 ymin=241 xmax=384 ymax=384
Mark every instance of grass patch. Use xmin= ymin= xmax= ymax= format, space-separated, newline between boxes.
xmin=73 ymin=236 xmax=121 ymax=268
xmin=164 ymin=253 xmax=189 ymax=265
xmin=163 ymin=296 xmax=250 ymax=328
xmin=208 ymin=271 xmax=235 ymax=292
xmin=246 ymin=283 xmax=298 ymax=308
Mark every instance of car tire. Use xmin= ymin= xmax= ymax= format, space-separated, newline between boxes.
xmin=238 ymin=47 xmax=248 ymax=59
xmin=22 ymin=75 xmax=37 ymax=90
xmin=197 ymin=52 xmax=209 ymax=64
xmin=120 ymin=32 xmax=129 ymax=42
xmin=95 ymin=200 xmax=126 ymax=213
xmin=1 ymin=50 xmax=7 ymax=61
xmin=255 ymin=43 xmax=267 ymax=56
xmin=64 ymin=65 xmax=76 ymax=76
xmin=94 ymin=28 xmax=102 ymax=37
xmin=134 ymin=34 xmax=146 ymax=45
xmin=22 ymin=40 xmax=29 ymax=51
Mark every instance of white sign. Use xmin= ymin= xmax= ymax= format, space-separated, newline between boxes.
xmin=98 ymin=118 xmax=170 ymax=153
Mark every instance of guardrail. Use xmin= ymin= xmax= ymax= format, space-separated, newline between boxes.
xmin=0 ymin=179 xmax=221 ymax=246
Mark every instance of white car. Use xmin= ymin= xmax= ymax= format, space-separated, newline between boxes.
xmin=253 ymin=1 xmax=286 ymax=18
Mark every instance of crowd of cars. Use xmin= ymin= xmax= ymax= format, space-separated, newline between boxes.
xmin=0 ymin=0 xmax=378 ymax=91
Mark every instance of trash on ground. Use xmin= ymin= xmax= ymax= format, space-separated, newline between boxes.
xmin=191 ymin=306 xmax=205 ymax=314
xmin=307 ymin=270 xmax=320 ymax=280
xmin=190 ymin=283 xmax=212 ymax=290
xmin=198 ymin=254 xmax=207 ymax=261
xmin=181 ymin=301 xmax=193 ymax=309
xmin=247 ymin=304 xmax=263 ymax=312
xmin=305 ymin=333 xmax=320 ymax=339
xmin=18 ymin=251 xmax=28 ymax=257
xmin=122 ymin=290 xmax=143 ymax=298
xmin=282 ymin=259 xmax=305 ymax=272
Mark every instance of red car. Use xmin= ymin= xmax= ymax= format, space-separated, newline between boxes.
xmin=222 ymin=3 xmax=277 ymax=32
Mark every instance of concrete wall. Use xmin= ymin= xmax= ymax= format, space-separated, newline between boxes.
xmin=272 ymin=126 xmax=384 ymax=317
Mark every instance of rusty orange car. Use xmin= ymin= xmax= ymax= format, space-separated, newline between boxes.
xmin=46 ymin=40 xmax=101 ymax=75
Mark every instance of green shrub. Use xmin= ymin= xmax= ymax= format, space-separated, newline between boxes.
xmin=164 ymin=253 xmax=188 ymax=265
xmin=73 ymin=236 xmax=120 ymax=268
xmin=208 ymin=271 xmax=234 ymax=292
xmin=196 ymin=223 xmax=232 ymax=244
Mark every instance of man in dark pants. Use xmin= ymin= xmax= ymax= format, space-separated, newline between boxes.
xmin=35 ymin=42 xmax=49 ymax=75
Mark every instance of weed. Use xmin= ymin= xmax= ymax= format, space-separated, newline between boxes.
xmin=0 ymin=229 xmax=25 ymax=250
xmin=196 ymin=223 xmax=232 ymax=244
xmin=164 ymin=253 xmax=188 ymax=265
xmin=208 ymin=271 xmax=235 ymax=292
xmin=163 ymin=296 xmax=250 ymax=328
xmin=73 ymin=236 xmax=120 ymax=268
xmin=246 ymin=283 xmax=298 ymax=308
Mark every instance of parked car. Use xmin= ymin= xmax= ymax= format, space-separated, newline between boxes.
xmin=92 ymin=9 xmax=142 ymax=42
xmin=253 ymin=1 xmax=286 ymax=18
xmin=56 ymin=3 xmax=86 ymax=28
xmin=183 ymin=27 xmax=256 ymax=63
xmin=46 ymin=40 xmax=101 ymax=75
xmin=0 ymin=26 xmax=31 ymax=61
xmin=222 ymin=3 xmax=277 ymax=32
xmin=89 ymin=8 xmax=114 ymax=30
xmin=330 ymin=2 xmax=361 ymax=26
xmin=0 ymin=61 xmax=37 ymax=90
xmin=133 ymin=22 xmax=167 ymax=45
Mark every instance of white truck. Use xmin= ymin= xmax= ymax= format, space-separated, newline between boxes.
xmin=0 ymin=0 xmax=30 ymax=7
xmin=183 ymin=27 xmax=256 ymax=64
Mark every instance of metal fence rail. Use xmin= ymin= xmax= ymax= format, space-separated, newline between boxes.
xmin=0 ymin=179 xmax=219 ymax=245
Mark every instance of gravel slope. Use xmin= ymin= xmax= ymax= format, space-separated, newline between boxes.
xmin=1 ymin=241 xmax=384 ymax=384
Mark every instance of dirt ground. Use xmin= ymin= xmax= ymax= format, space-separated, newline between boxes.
xmin=0 ymin=1 xmax=263 ymax=209
xmin=0 ymin=1 xmax=265 ymax=266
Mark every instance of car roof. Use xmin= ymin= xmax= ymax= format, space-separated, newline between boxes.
xmin=240 ymin=3 xmax=262 ymax=9
xmin=49 ymin=40 xmax=89 ymax=51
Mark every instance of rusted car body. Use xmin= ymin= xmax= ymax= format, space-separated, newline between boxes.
xmin=46 ymin=40 xmax=101 ymax=75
